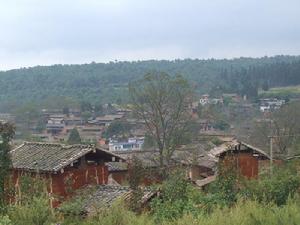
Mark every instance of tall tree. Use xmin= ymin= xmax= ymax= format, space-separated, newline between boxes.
xmin=67 ymin=128 xmax=81 ymax=145
xmin=0 ymin=122 xmax=15 ymax=207
xmin=103 ymin=120 xmax=132 ymax=138
xmin=129 ymin=72 xmax=192 ymax=171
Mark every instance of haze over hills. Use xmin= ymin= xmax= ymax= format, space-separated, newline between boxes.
xmin=0 ymin=55 xmax=300 ymax=112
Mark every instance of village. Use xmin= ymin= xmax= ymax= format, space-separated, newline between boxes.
xmin=1 ymin=86 xmax=298 ymax=220
xmin=1 ymin=0 xmax=300 ymax=223
xmin=0 ymin=93 xmax=289 ymax=146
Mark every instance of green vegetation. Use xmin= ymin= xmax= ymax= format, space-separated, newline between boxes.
xmin=129 ymin=72 xmax=192 ymax=171
xmin=1 ymin=56 xmax=300 ymax=112
xmin=102 ymin=121 xmax=132 ymax=138
xmin=67 ymin=128 xmax=82 ymax=145
xmin=0 ymin=123 xmax=15 ymax=210
xmin=259 ymin=85 xmax=300 ymax=99
xmin=1 ymin=163 xmax=300 ymax=225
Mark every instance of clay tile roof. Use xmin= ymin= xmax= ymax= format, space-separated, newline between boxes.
xmin=10 ymin=142 xmax=125 ymax=173
xmin=79 ymin=185 xmax=156 ymax=215
xmin=208 ymin=140 xmax=270 ymax=159
xmin=106 ymin=162 xmax=128 ymax=172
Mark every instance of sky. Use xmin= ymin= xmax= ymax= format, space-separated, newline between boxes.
xmin=0 ymin=0 xmax=300 ymax=70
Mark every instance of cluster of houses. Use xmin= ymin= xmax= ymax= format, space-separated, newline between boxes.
xmin=36 ymin=106 xmax=134 ymax=144
xmin=259 ymin=98 xmax=285 ymax=112
xmin=2 ymin=98 xmax=287 ymax=214
xmin=0 ymin=113 xmax=15 ymax=124
xmin=8 ymin=135 xmax=270 ymax=214
xmin=199 ymin=94 xmax=224 ymax=106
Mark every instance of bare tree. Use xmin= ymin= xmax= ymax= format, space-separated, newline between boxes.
xmin=270 ymin=102 xmax=300 ymax=157
xmin=129 ymin=72 xmax=192 ymax=171
xmin=249 ymin=102 xmax=300 ymax=158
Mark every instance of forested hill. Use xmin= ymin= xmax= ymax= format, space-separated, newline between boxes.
xmin=1 ymin=55 xmax=300 ymax=111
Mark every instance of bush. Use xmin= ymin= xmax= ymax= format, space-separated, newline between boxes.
xmin=241 ymin=164 xmax=300 ymax=205
xmin=207 ymin=157 xmax=239 ymax=206
xmin=0 ymin=216 xmax=11 ymax=225
xmin=8 ymin=197 xmax=54 ymax=225
xmin=150 ymin=170 xmax=203 ymax=222
xmin=162 ymin=197 xmax=300 ymax=225
xmin=82 ymin=201 xmax=153 ymax=225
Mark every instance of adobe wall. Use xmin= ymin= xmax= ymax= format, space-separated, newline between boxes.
xmin=220 ymin=152 xmax=259 ymax=178
xmin=11 ymin=163 xmax=109 ymax=207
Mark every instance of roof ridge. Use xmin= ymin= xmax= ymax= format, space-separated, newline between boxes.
xmin=23 ymin=141 xmax=62 ymax=146
xmin=62 ymin=144 xmax=92 ymax=149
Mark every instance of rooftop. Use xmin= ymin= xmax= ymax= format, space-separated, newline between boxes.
xmin=61 ymin=185 xmax=156 ymax=215
xmin=11 ymin=142 xmax=125 ymax=173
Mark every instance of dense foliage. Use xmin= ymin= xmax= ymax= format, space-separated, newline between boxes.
xmin=67 ymin=128 xmax=82 ymax=145
xmin=1 ymin=56 xmax=300 ymax=112
xmin=0 ymin=163 xmax=300 ymax=225
xmin=0 ymin=123 xmax=15 ymax=210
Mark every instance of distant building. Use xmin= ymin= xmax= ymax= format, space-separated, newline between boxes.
xmin=259 ymin=98 xmax=285 ymax=112
xmin=46 ymin=115 xmax=65 ymax=134
xmin=199 ymin=94 xmax=223 ymax=106
xmin=109 ymin=137 xmax=144 ymax=151
xmin=88 ymin=114 xmax=124 ymax=126
xmin=64 ymin=116 xmax=84 ymax=126
xmin=0 ymin=113 xmax=15 ymax=123
xmin=198 ymin=119 xmax=214 ymax=131
xmin=199 ymin=94 xmax=210 ymax=105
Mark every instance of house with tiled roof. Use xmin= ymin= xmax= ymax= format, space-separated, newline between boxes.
xmin=107 ymin=139 xmax=270 ymax=186
xmin=10 ymin=142 xmax=125 ymax=207
xmin=60 ymin=185 xmax=156 ymax=216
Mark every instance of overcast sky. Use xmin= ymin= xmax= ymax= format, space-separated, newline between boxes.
xmin=0 ymin=0 xmax=299 ymax=70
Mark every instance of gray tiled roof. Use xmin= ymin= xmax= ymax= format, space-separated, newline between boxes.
xmin=208 ymin=140 xmax=270 ymax=159
xmin=78 ymin=185 xmax=155 ymax=214
xmin=111 ymin=143 xmax=217 ymax=170
xmin=10 ymin=142 xmax=124 ymax=173
xmin=106 ymin=162 xmax=128 ymax=172
xmin=112 ymin=150 xmax=160 ymax=168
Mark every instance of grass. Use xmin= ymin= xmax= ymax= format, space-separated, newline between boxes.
xmin=259 ymin=85 xmax=300 ymax=98
xmin=57 ymin=197 xmax=300 ymax=225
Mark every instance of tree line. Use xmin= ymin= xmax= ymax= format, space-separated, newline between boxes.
xmin=1 ymin=55 xmax=300 ymax=112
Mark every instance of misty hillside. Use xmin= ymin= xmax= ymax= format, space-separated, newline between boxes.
xmin=1 ymin=55 xmax=300 ymax=111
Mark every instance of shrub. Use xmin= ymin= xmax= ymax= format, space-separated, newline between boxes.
xmin=8 ymin=197 xmax=54 ymax=225
xmin=82 ymin=201 xmax=153 ymax=225
xmin=207 ymin=156 xmax=239 ymax=206
xmin=0 ymin=216 xmax=11 ymax=225
xmin=162 ymin=197 xmax=300 ymax=225
xmin=241 ymin=164 xmax=300 ymax=205
xmin=150 ymin=170 xmax=203 ymax=222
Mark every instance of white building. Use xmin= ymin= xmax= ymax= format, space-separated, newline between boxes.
xmin=259 ymin=98 xmax=285 ymax=112
xmin=199 ymin=94 xmax=223 ymax=106
xmin=109 ymin=137 xmax=144 ymax=151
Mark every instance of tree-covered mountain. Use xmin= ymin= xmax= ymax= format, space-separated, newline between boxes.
xmin=1 ymin=55 xmax=300 ymax=112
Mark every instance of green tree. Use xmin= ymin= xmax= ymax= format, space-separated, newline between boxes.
xmin=94 ymin=104 xmax=104 ymax=116
xmin=0 ymin=122 xmax=15 ymax=208
xmin=80 ymin=101 xmax=93 ymax=113
xmin=129 ymin=72 xmax=192 ymax=171
xmin=103 ymin=121 xmax=132 ymax=138
xmin=81 ymin=111 xmax=92 ymax=123
xmin=68 ymin=128 xmax=81 ymax=144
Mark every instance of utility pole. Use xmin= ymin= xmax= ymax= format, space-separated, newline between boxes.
xmin=269 ymin=136 xmax=273 ymax=175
